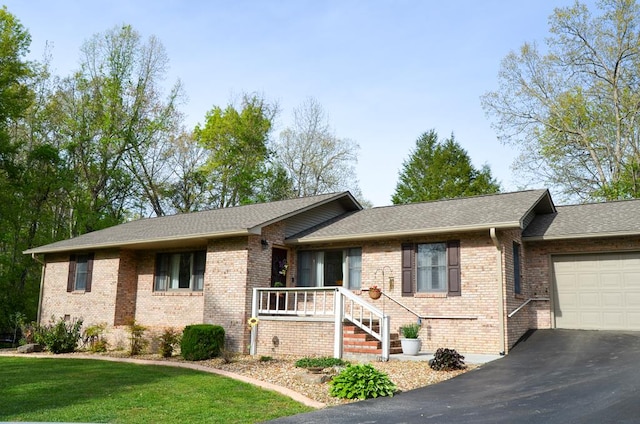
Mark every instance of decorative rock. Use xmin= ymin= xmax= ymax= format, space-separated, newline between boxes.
xmin=294 ymin=371 xmax=332 ymax=384
xmin=17 ymin=343 xmax=43 ymax=353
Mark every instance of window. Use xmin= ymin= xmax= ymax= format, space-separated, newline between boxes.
xmin=155 ymin=251 xmax=206 ymax=291
xmin=67 ymin=253 xmax=94 ymax=292
xmin=513 ymin=242 xmax=521 ymax=295
xmin=402 ymin=241 xmax=460 ymax=296
xmin=297 ymin=248 xmax=361 ymax=289
xmin=417 ymin=243 xmax=447 ymax=292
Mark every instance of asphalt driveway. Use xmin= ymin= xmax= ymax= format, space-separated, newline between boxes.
xmin=266 ymin=329 xmax=640 ymax=423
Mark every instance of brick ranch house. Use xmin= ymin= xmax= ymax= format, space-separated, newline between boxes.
xmin=24 ymin=189 xmax=640 ymax=359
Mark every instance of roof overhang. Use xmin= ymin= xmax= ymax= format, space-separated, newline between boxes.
xmin=23 ymin=229 xmax=255 ymax=255
xmin=523 ymin=230 xmax=640 ymax=242
xmin=286 ymin=222 xmax=521 ymax=245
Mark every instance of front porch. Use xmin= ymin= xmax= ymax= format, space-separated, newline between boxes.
xmin=249 ymin=287 xmax=410 ymax=361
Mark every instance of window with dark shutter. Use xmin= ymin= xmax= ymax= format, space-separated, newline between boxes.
xmin=447 ymin=240 xmax=461 ymax=296
xmin=67 ymin=254 xmax=77 ymax=292
xmin=67 ymin=253 xmax=94 ymax=292
xmin=401 ymin=244 xmax=414 ymax=296
xmin=513 ymin=242 xmax=521 ymax=295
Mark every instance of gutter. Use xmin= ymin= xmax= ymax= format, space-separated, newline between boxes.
xmin=31 ymin=253 xmax=46 ymax=324
xmin=490 ymin=228 xmax=506 ymax=355
xmin=523 ymin=230 xmax=640 ymax=242
xmin=287 ymin=222 xmax=521 ymax=245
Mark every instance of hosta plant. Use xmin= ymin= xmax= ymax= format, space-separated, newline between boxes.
xmin=329 ymin=364 xmax=397 ymax=400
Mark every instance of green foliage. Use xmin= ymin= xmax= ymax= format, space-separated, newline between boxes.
xmin=180 ymin=324 xmax=225 ymax=361
xmin=259 ymin=355 xmax=273 ymax=362
xmin=295 ymin=356 xmax=348 ymax=369
xmin=126 ymin=319 xmax=147 ymax=356
xmin=329 ymin=364 xmax=397 ymax=400
xmin=83 ymin=323 xmax=108 ymax=353
xmin=34 ymin=316 xmax=83 ymax=354
xmin=392 ymin=130 xmax=500 ymax=204
xmin=482 ymin=1 xmax=640 ymax=202
xmin=429 ymin=348 xmax=466 ymax=371
xmin=195 ymin=93 xmax=279 ymax=208
xmin=159 ymin=328 xmax=181 ymax=358
xmin=400 ymin=323 xmax=421 ymax=339
xmin=0 ymin=356 xmax=313 ymax=423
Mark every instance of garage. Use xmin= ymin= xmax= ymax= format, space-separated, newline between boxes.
xmin=553 ymin=252 xmax=640 ymax=330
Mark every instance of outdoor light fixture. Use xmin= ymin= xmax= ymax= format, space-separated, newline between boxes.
xmin=261 ymin=239 xmax=269 ymax=249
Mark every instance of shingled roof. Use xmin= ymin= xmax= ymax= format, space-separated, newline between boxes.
xmin=523 ymin=198 xmax=640 ymax=240
xmin=25 ymin=192 xmax=360 ymax=254
xmin=287 ymin=189 xmax=554 ymax=244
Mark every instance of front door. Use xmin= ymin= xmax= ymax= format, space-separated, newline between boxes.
xmin=271 ymin=248 xmax=288 ymax=287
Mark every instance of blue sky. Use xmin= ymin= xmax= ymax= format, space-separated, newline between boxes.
xmin=5 ymin=1 xmax=594 ymax=206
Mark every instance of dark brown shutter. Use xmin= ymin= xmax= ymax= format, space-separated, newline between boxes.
xmin=447 ymin=240 xmax=461 ymax=296
xmin=67 ymin=254 xmax=77 ymax=292
xmin=401 ymin=243 xmax=414 ymax=297
xmin=85 ymin=253 xmax=94 ymax=292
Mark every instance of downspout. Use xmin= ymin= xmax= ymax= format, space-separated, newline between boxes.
xmin=490 ymin=228 xmax=506 ymax=355
xmin=31 ymin=253 xmax=46 ymax=324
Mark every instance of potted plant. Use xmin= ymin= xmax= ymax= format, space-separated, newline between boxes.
xmin=399 ymin=322 xmax=422 ymax=355
xmin=369 ymin=285 xmax=382 ymax=299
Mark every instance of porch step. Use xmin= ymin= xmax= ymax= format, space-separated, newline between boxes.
xmin=343 ymin=324 xmax=403 ymax=355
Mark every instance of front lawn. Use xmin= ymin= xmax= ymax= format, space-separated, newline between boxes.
xmin=0 ymin=357 xmax=313 ymax=423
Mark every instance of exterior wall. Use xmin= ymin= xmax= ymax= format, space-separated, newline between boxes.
xmin=133 ymin=250 xmax=205 ymax=330
xmin=523 ymin=235 xmax=640 ymax=330
xmin=204 ymin=222 xmax=288 ymax=353
xmin=113 ymin=249 xmax=138 ymax=325
xmin=40 ymin=250 xmax=120 ymax=327
xmin=255 ymin=320 xmax=334 ymax=357
xmin=291 ymin=231 xmax=505 ymax=355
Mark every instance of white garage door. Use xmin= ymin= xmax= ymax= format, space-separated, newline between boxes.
xmin=553 ymin=252 xmax=640 ymax=330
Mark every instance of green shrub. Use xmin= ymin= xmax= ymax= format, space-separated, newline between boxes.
xmin=159 ymin=328 xmax=181 ymax=358
xmin=295 ymin=356 xmax=348 ymax=369
xmin=399 ymin=323 xmax=421 ymax=339
xmin=180 ymin=324 xmax=225 ymax=361
xmin=329 ymin=364 xmax=397 ymax=400
xmin=429 ymin=348 xmax=466 ymax=371
xmin=84 ymin=323 xmax=108 ymax=353
xmin=126 ymin=319 xmax=148 ymax=356
xmin=35 ymin=316 xmax=83 ymax=354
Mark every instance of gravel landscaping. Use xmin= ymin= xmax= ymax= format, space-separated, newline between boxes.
xmin=158 ymin=354 xmax=475 ymax=406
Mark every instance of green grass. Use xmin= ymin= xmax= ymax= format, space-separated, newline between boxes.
xmin=0 ymin=357 xmax=313 ymax=423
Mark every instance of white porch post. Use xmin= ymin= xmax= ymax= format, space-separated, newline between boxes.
xmin=334 ymin=289 xmax=344 ymax=359
xmin=250 ymin=288 xmax=259 ymax=356
xmin=381 ymin=315 xmax=391 ymax=361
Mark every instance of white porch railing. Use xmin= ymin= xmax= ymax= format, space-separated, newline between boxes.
xmin=250 ymin=287 xmax=391 ymax=361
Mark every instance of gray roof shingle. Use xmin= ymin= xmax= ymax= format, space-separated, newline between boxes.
xmin=25 ymin=192 xmax=357 ymax=254
xmin=523 ymin=198 xmax=640 ymax=240
xmin=289 ymin=189 xmax=553 ymax=243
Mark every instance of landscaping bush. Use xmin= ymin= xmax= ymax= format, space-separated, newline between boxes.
xmin=399 ymin=322 xmax=421 ymax=338
xmin=329 ymin=364 xmax=397 ymax=400
xmin=295 ymin=356 xmax=348 ymax=369
xmin=126 ymin=319 xmax=148 ymax=356
xmin=159 ymin=328 xmax=181 ymax=358
xmin=84 ymin=323 xmax=108 ymax=352
xmin=180 ymin=324 xmax=225 ymax=361
xmin=429 ymin=348 xmax=466 ymax=371
xmin=35 ymin=316 xmax=83 ymax=354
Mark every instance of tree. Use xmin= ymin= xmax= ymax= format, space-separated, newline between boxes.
xmin=275 ymin=97 xmax=362 ymax=198
xmin=482 ymin=0 xmax=640 ymax=202
xmin=392 ymin=130 xmax=501 ymax=204
xmin=51 ymin=24 xmax=182 ymax=232
xmin=195 ymin=93 xmax=279 ymax=208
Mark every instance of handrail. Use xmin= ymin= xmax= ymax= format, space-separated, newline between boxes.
xmin=376 ymin=290 xmax=477 ymax=320
xmin=508 ymin=297 xmax=550 ymax=318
